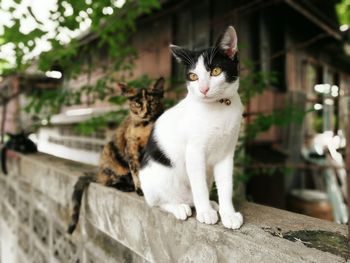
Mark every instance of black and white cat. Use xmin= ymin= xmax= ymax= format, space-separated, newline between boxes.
xmin=140 ymin=26 xmax=243 ymax=229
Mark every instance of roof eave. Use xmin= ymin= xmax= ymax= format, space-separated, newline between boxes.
xmin=284 ymin=0 xmax=342 ymax=41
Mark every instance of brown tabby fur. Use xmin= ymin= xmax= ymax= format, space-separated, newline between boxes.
xmin=67 ymin=77 xmax=164 ymax=234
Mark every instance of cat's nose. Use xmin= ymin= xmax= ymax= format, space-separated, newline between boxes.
xmin=199 ymin=86 xmax=209 ymax=95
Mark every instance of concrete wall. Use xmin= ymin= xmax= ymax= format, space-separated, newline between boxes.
xmin=0 ymin=151 xmax=348 ymax=263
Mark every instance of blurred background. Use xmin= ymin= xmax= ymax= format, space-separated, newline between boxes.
xmin=0 ymin=0 xmax=349 ymax=225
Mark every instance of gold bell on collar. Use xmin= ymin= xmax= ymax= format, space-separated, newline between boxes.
xmin=219 ymin=99 xmax=231 ymax=106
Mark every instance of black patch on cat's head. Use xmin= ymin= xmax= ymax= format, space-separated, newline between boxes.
xmin=118 ymin=78 xmax=165 ymax=121
xmin=202 ymin=48 xmax=239 ymax=83
xmin=170 ymin=25 xmax=239 ymax=83
xmin=170 ymin=45 xmax=201 ymax=71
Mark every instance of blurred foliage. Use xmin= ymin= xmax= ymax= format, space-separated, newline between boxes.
xmin=24 ymin=74 xmax=154 ymax=125
xmin=238 ymin=61 xmax=309 ymax=142
xmin=233 ymin=61 xmax=310 ymax=185
xmin=239 ymin=69 xmax=278 ymax=104
xmin=244 ymin=106 xmax=310 ymax=142
xmin=0 ymin=0 xmax=160 ymax=75
xmin=0 ymin=0 xmax=160 ymax=117
xmin=313 ymin=113 xmax=324 ymax=133
xmin=0 ymin=0 xmax=160 ymax=121
xmin=24 ymin=75 xmax=116 ymax=117
xmin=74 ymin=109 xmax=128 ymax=135
xmin=0 ymin=58 xmax=11 ymax=74
xmin=337 ymin=0 xmax=350 ymax=25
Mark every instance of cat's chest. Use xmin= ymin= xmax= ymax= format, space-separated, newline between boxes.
xmin=188 ymin=104 xmax=241 ymax=136
xmin=206 ymin=112 xmax=241 ymax=150
xmin=126 ymin=123 xmax=153 ymax=146
xmin=185 ymin=102 xmax=242 ymax=159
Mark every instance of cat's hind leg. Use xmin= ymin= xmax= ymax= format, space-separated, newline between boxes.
xmin=160 ymin=203 xmax=192 ymax=220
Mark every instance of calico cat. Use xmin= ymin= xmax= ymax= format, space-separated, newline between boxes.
xmin=1 ymin=132 xmax=37 ymax=175
xmin=140 ymin=26 xmax=244 ymax=229
xmin=67 ymin=77 xmax=164 ymax=234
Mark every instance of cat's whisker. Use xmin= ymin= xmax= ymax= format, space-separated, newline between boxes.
xmin=179 ymin=55 xmax=192 ymax=65
xmin=209 ymin=47 xmax=217 ymax=64
xmin=182 ymin=50 xmax=195 ymax=65
xmin=180 ymin=50 xmax=195 ymax=66
xmin=210 ymin=46 xmax=218 ymax=65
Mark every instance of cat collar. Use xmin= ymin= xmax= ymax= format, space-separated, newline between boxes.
xmin=219 ymin=98 xmax=231 ymax=106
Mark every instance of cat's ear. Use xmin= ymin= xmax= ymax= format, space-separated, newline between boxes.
xmin=118 ymin=83 xmax=137 ymax=98
xmin=151 ymin=77 xmax=165 ymax=96
xmin=170 ymin=45 xmax=192 ymax=65
xmin=215 ymin=26 xmax=238 ymax=59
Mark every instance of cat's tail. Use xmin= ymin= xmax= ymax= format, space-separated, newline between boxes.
xmin=1 ymin=146 xmax=7 ymax=175
xmin=67 ymin=172 xmax=95 ymax=234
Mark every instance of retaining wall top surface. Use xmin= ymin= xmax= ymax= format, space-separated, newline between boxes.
xmin=4 ymin=151 xmax=350 ymax=263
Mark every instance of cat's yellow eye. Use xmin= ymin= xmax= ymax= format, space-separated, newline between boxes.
xmin=135 ymin=102 xmax=141 ymax=107
xmin=211 ymin=67 xmax=222 ymax=76
xmin=187 ymin=72 xmax=198 ymax=81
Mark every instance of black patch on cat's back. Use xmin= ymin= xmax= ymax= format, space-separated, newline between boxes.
xmin=141 ymin=128 xmax=172 ymax=168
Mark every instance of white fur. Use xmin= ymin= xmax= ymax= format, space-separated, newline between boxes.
xmin=140 ymin=56 xmax=243 ymax=229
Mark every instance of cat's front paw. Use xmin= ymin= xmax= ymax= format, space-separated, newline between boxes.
xmin=174 ymin=204 xmax=192 ymax=220
xmin=220 ymin=211 xmax=243 ymax=229
xmin=196 ymin=209 xmax=218 ymax=225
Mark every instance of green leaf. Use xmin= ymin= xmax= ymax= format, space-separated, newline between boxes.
xmin=108 ymin=96 xmax=126 ymax=105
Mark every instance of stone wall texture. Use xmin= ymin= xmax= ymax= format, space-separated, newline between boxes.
xmin=0 ymin=151 xmax=348 ymax=263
